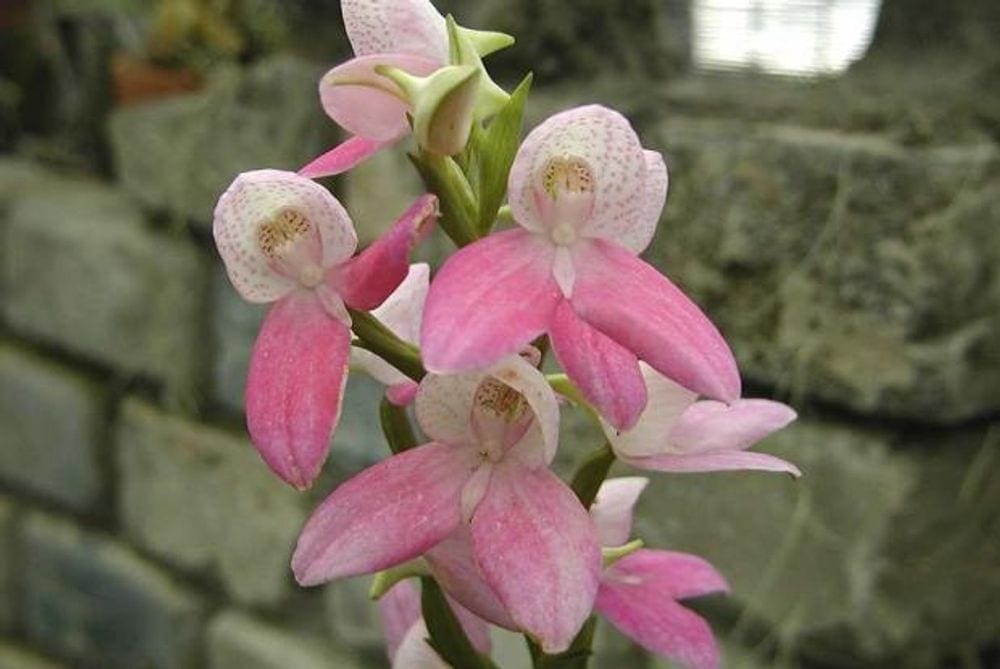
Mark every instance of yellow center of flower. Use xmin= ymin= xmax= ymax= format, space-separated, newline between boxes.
xmin=258 ymin=209 xmax=311 ymax=259
xmin=541 ymin=157 xmax=594 ymax=200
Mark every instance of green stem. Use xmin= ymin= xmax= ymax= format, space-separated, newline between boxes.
xmin=527 ymin=617 xmax=597 ymax=669
xmin=570 ymin=442 xmax=616 ymax=509
xmin=349 ymin=308 xmax=425 ymax=382
xmin=379 ymin=397 xmax=418 ymax=454
xmin=421 ymin=577 xmax=497 ymax=668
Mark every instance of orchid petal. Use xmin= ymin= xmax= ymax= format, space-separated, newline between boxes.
xmin=617 ymin=150 xmax=668 ymax=254
xmin=590 ymin=477 xmax=649 ymax=547
xmin=508 ymin=105 xmax=646 ymax=240
xmin=393 ymin=620 xmax=448 ymax=669
xmin=425 ymin=526 xmax=519 ymax=630
xmin=626 ymin=450 xmax=802 ymax=477
xmin=550 ymin=300 xmax=646 ymax=431
xmin=470 ymin=461 xmax=601 ymax=653
xmin=386 ymin=381 xmax=420 ymax=406
xmin=414 ymin=371 xmax=483 ymax=445
xmin=246 ymin=293 xmax=350 ymax=489
xmin=596 ymin=550 xmax=728 ymax=669
xmin=379 ymin=581 xmax=422 ymax=661
xmin=320 ymin=54 xmax=439 ymax=142
xmin=421 ymin=228 xmax=561 ymax=373
xmin=299 ymin=136 xmax=397 ymax=179
xmin=603 ymin=364 xmax=697 ymax=460
xmin=333 ymin=195 xmax=437 ymax=310
xmin=669 ymin=399 xmax=798 ymax=454
xmin=352 ymin=263 xmax=430 ymax=388
xmin=450 ymin=596 xmax=493 ymax=656
xmin=292 ymin=442 xmax=475 ymax=585
xmin=486 ymin=354 xmax=561 ymax=465
xmin=213 ymin=169 xmax=357 ymax=303
xmin=342 ymin=0 xmax=448 ymax=63
xmin=572 ymin=239 xmax=741 ymax=402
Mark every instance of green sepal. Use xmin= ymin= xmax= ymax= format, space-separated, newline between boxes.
xmin=409 ymin=151 xmax=479 ymax=247
xmin=421 ymin=577 xmax=498 ymax=669
xmin=446 ymin=15 xmax=510 ymax=120
xmin=379 ymin=396 xmax=418 ymax=454
xmin=474 ymin=73 xmax=532 ymax=235
xmin=527 ymin=617 xmax=598 ymax=669
xmin=349 ymin=308 xmax=425 ymax=382
xmin=603 ymin=539 xmax=644 ymax=568
xmin=369 ymin=561 xmax=429 ymax=600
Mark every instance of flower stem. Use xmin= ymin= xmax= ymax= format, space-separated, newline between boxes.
xmin=379 ymin=397 xmax=418 ymax=454
xmin=348 ymin=308 xmax=425 ymax=382
xmin=570 ymin=442 xmax=616 ymax=508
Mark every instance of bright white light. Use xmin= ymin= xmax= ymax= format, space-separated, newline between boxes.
xmin=693 ymin=0 xmax=882 ymax=76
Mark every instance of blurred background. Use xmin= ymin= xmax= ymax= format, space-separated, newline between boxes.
xmin=0 ymin=0 xmax=998 ymax=667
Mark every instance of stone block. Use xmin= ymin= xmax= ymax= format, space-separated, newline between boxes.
xmin=649 ymin=119 xmax=1000 ymax=422
xmin=0 ymin=644 xmax=65 ymax=669
xmin=2 ymin=179 xmax=207 ymax=391
xmin=207 ymin=610 xmax=364 ymax=669
xmin=21 ymin=512 xmax=205 ymax=669
xmin=629 ymin=416 xmax=1000 ymax=665
xmin=116 ymin=398 xmax=308 ymax=606
xmin=0 ymin=345 xmax=104 ymax=511
xmin=108 ymin=56 xmax=336 ymax=228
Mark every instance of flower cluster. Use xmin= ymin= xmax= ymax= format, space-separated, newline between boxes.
xmin=213 ymin=1 xmax=799 ymax=667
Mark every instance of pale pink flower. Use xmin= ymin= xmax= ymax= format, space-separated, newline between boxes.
xmin=604 ymin=364 xmax=800 ymax=476
xmin=420 ymin=105 xmax=741 ymax=432
xmin=590 ymin=478 xmax=729 ymax=669
xmin=351 ymin=262 xmax=429 ymax=406
xmin=291 ymin=354 xmax=601 ymax=653
xmin=378 ymin=580 xmax=490 ymax=668
xmin=213 ymin=169 xmax=435 ymax=488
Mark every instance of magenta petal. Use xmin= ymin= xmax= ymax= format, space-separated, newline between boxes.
xmin=245 ymin=293 xmax=350 ymax=489
xmin=597 ymin=549 xmax=728 ymax=669
xmin=627 ymin=450 xmax=802 ymax=477
xmin=571 ymin=239 xmax=741 ymax=402
xmin=299 ymin=136 xmax=397 ymax=178
xmin=550 ymin=300 xmax=646 ymax=431
xmin=470 ymin=461 xmax=601 ymax=653
xmin=425 ymin=526 xmax=519 ymax=630
xmin=421 ymin=229 xmax=561 ymax=373
xmin=291 ymin=442 xmax=474 ymax=585
xmin=386 ymin=381 xmax=419 ymax=406
xmin=669 ymin=399 xmax=797 ymax=454
xmin=379 ymin=581 xmax=421 ymax=661
xmin=334 ymin=194 xmax=438 ymax=310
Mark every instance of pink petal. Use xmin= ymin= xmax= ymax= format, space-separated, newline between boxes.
xmin=626 ymin=450 xmax=802 ymax=477
xmin=299 ymin=136 xmax=396 ymax=179
xmin=333 ymin=195 xmax=437 ymax=310
xmin=550 ymin=300 xmax=647 ymax=431
xmin=617 ymin=150 xmax=668 ymax=254
xmin=379 ymin=581 xmax=422 ymax=661
xmin=292 ymin=442 xmax=475 ymax=585
xmin=603 ymin=364 xmax=697 ymax=460
xmin=421 ymin=228 xmax=561 ymax=373
xmin=596 ymin=549 xmax=728 ymax=669
xmin=393 ymin=620 xmax=449 ymax=668
xmin=590 ymin=477 xmax=649 ymax=547
xmin=571 ymin=239 xmax=741 ymax=402
xmin=450 ymin=596 xmax=493 ymax=656
xmin=320 ymin=54 xmax=439 ymax=141
xmin=386 ymin=381 xmax=420 ymax=406
xmin=414 ymin=371 xmax=483 ymax=445
xmin=213 ymin=169 xmax=357 ymax=303
xmin=352 ymin=263 xmax=430 ymax=388
xmin=669 ymin=399 xmax=798 ymax=454
xmin=425 ymin=526 xmax=519 ymax=630
xmin=341 ymin=0 xmax=448 ymax=62
xmin=507 ymin=105 xmax=646 ymax=241
xmin=245 ymin=293 xmax=350 ymax=488
xmin=470 ymin=461 xmax=601 ymax=654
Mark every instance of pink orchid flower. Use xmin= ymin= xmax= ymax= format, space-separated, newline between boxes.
xmin=378 ymin=579 xmax=491 ymax=668
xmin=213 ymin=169 xmax=436 ymax=489
xmin=420 ymin=105 xmax=741 ymax=432
xmin=351 ymin=262 xmax=429 ymax=406
xmin=291 ymin=353 xmax=601 ymax=653
xmin=603 ymin=364 xmax=800 ymax=476
xmin=590 ymin=477 xmax=729 ymax=669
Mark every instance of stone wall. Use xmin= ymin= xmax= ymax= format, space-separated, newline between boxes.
xmin=0 ymin=2 xmax=998 ymax=668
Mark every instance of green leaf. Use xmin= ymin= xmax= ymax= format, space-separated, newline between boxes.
xmin=570 ymin=442 xmax=616 ymax=508
xmin=527 ymin=617 xmax=598 ymax=669
xmin=379 ymin=397 xmax=418 ymax=454
xmin=409 ymin=151 xmax=479 ymax=247
xmin=475 ymin=73 xmax=532 ymax=235
xmin=420 ymin=577 xmax=497 ymax=669
xmin=348 ymin=308 xmax=425 ymax=382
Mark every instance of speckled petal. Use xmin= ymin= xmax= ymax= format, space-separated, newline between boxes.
xmin=342 ymin=0 xmax=448 ymax=62
xmin=213 ymin=169 xmax=357 ymax=303
xmin=617 ymin=150 xmax=668 ymax=254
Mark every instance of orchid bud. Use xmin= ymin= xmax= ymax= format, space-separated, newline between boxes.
xmin=446 ymin=15 xmax=510 ymax=120
xmin=377 ymin=64 xmax=481 ymax=156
